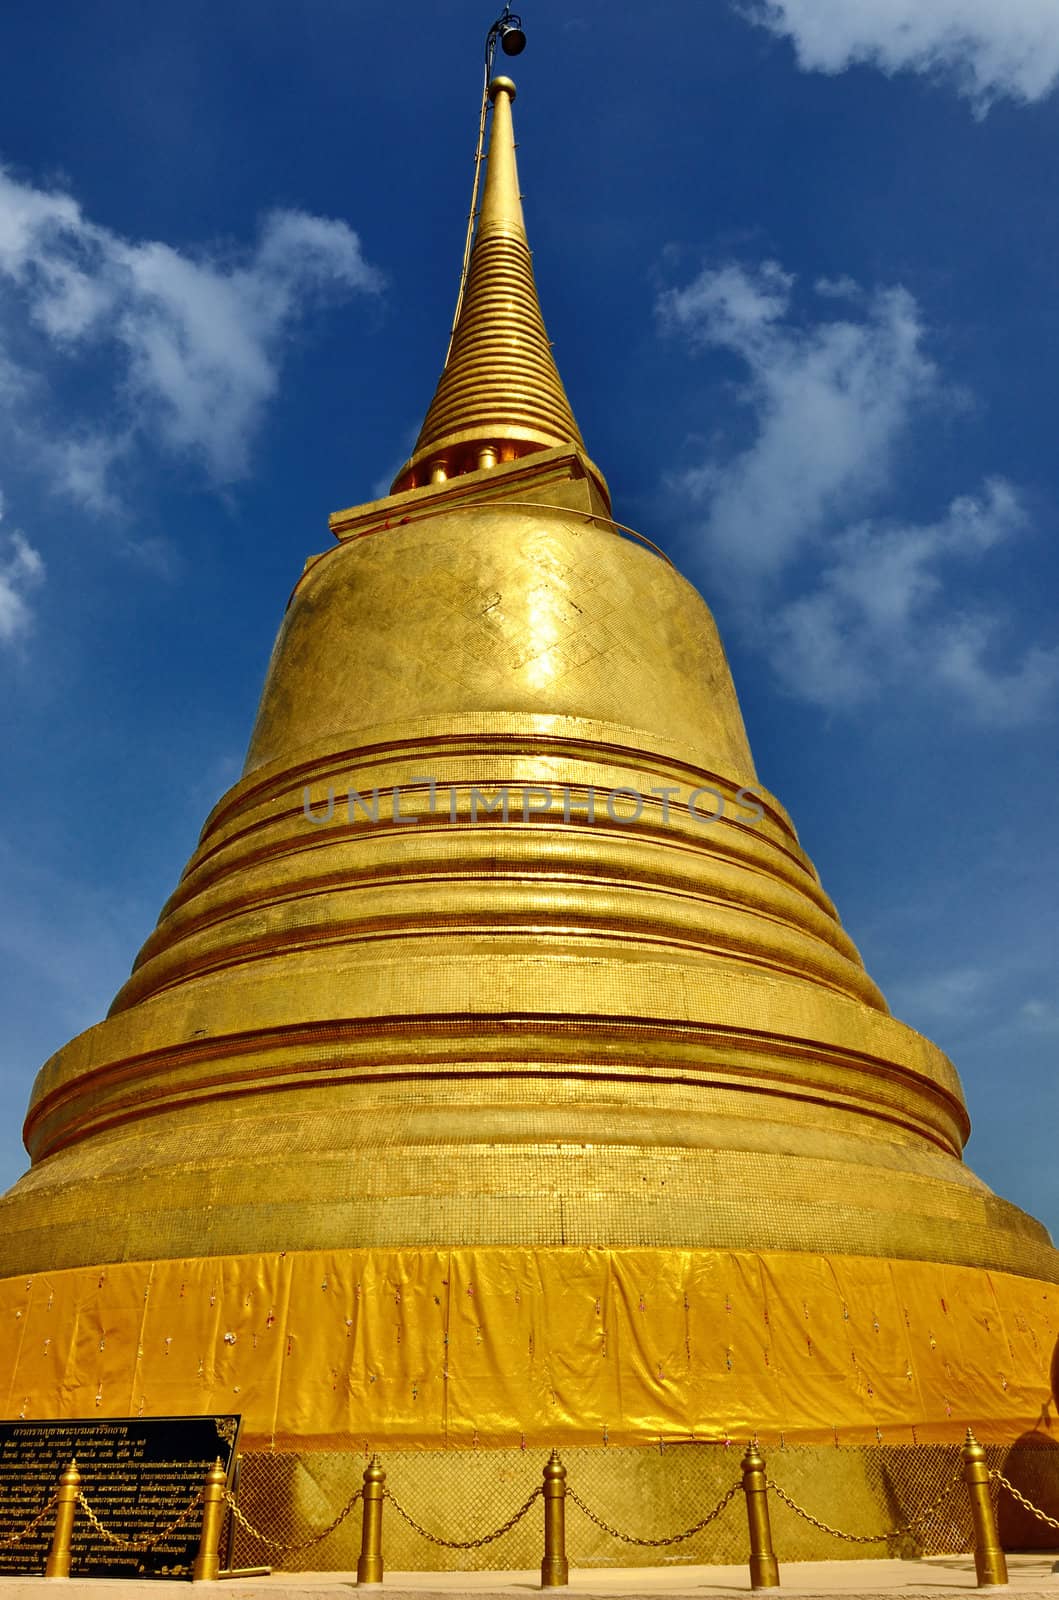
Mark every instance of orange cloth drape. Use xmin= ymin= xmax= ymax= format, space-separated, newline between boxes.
xmin=1 ymin=1247 xmax=1055 ymax=1449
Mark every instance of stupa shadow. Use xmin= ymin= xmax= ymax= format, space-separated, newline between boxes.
xmin=989 ymin=1341 xmax=1059 ymax=1552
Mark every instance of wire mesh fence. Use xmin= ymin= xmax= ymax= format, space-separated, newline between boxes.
xmin=227 ymin=1438 xmax=1059 ymax=1572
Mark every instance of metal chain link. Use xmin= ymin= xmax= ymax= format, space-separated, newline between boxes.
xmin=223 ymin=1485 xmax=362 ymax=1554
xmin=384 ymin=1483 xmax=542 ymax=1550
xmin=566 ymin=1481 xmax=742 ymax=1547
xmin=766 ymin=1466 xmax=964 ymax=1546
xmin=991 ymin=1470 xmax=1059 ymax=1531
xmin=0 ymin=1493 xmax=58 ymax=1548
xmin=75 ymin=1489 xmax=204 ymax=1552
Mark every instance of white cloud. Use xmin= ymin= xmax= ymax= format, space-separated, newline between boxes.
xmin=1020 ymin=999 xmax=1059 ymax=1035
xmin=0 ymin=493 xmax=45 ymax=646
xmin=0 ymin=164 xmax=383 ymax=498
xmin=933 ymin=617 xmax=1059 ymax=724
xmin=658 ymin=262 xmax=940 ymax=593
xmin=889 ymin=964 xmax=990 ymax=1025
xmin=742 ymin=0 xmax=1059 ymax=115
xmin=662 ymin=260 xmax=794 ymax=347
xmin=43 ymin=432 xmax=128 ymax=517
xmin=813 ymin=275 xmax=864 ymax=303
xmin=660 ymin=261 xmax=1058 ymax=722
xmin=769 ymin=480 xmax=1058 ymax=720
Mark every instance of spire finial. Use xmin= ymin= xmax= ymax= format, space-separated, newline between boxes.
xmin=390 ymin=61 xmax=603 ymax=500
xmin=479 ymin=77 xmax=524 ymax=237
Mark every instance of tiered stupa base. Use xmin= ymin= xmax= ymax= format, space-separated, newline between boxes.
xmin=3 ymin=1245 xmax=1058 ymax=1564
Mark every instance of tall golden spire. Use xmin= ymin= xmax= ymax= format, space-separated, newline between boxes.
xmin=392 ymin=76 xmax=592 ymax=493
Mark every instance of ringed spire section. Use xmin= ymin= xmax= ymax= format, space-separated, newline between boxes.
xmin=392 ymin=77 xmax=605 ymax=501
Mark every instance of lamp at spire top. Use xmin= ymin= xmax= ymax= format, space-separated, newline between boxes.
xmin=488 ymin=4 xmax=527 ymax=67
xmin=497 ymin=14 xmax=526 ymax=55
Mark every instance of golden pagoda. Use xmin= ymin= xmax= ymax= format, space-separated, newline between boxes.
xmin=1 ymin=58 xmax=1057 ymax=1569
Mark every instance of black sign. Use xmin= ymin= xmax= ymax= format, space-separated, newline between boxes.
xmin=0 ymin=1416 xmax=240 ymax=1578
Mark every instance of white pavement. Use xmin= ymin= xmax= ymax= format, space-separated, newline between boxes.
xmin=3 ymin=1554 xmax=1059 ymax=1599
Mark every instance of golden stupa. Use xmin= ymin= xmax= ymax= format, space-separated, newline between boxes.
xmin=2 ymin=60 xmax=1057 ymax=1566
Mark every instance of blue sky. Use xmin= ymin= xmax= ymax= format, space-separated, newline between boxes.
xmin=0 ymin=0 xmax=1056 ymax=1236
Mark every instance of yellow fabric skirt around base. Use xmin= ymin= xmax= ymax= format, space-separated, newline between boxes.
xmin=1 ymin=1246 xmax=1055 ymax=1450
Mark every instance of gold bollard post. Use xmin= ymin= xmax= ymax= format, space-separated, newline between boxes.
xmin=540 ymin=1450 xmax=569 ymax=1589
xmin=356 ymin=1456 xmax=385 ymax=1587
xmin=962 ymin=1429 xmax=1008 ymax=1589
xmin=192 ymin=1458 xmax=228 ymax=1583
xmin=741 ymin=1441 xmax=780 ymax=1590
xmin=223 ymin=1452 xmax=242 ymax=1573
xmin=45 ymin=1458 xmax=81 ymax=1580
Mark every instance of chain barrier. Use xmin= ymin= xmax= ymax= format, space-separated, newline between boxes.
xmin=566 ymin=1481 xmax=742 ymax=1547
xmin=0 ymin=1493 xmax=58 ymax=1549
xmin=223 ymin=1485 xmax=363 ymax=1555
xmin=75 ymin=1489 xmax=204 ymax=1552
xmin=765 ymin=1465 xmax=965 ymax=1546
xmin=13 ymin=1444 xmax=1042 ymax=1574
xmin=383 ymin=1483 xmax=542 ymax=1550
xmin=990 ymin=1470 xmax=1059 ymax=1531
xmin=216 ymin=1445 xmax=1009 ymax=1564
